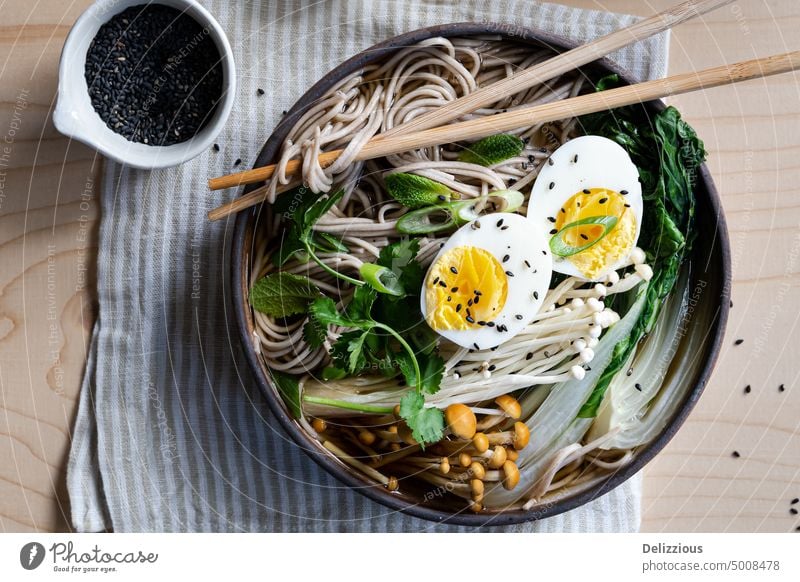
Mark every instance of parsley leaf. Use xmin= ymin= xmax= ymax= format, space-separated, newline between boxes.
xmin=399 ymin=392 xmax=445 ymax=444
xmin=269 ymin=370 xmax=302 ymax=419
xmin=249 ymin=272 xmax=319 ymax=317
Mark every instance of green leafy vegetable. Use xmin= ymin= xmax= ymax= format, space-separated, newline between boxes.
xmin=549 ymin=215 xmax=619 ymax=257
xmin=385 ymin=173 xmax=451 ymax=208
xmin=576 ymin=81 xmax=706 ymax=417
xmin=250 ymin=272 xmax=320 ymax=317
xmin=269 ymin=370 xmax=302 ymax=419
xmin=399 ymin=392 xmax=445 ymax=444
xmin=458 ymin=134 xmax=524 ymax=166
xmin=305 ymin=239 xmax=445 ymax=445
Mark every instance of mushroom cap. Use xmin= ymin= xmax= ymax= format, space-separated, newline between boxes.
xmin=472 ymin=432 xmax=489 ymax=453
xmin=502 ymin=460 xmax=520 ymax=490
xmin=513 ymin=421 xmax=531 ymax=450
xmin=445 ymin=403 xmax=477 ymax=439
xmin=495 ymin=394 xmax=522 ymax=419
xmin=488 ymin=445 xmax=507 ymax=469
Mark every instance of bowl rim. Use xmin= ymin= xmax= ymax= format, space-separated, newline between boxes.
xmin=53 ymin=0 xmax=236 ymax=170
xmin=230 ymin=22 xmax=731 ymax=527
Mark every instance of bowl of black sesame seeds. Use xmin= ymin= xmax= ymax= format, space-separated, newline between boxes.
xmin=54 ymin=0 xmax=236 ymax=169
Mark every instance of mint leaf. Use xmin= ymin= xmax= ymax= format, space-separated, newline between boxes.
xmin=269 ymin=370 xmax=302 ymax=418
xmin=250 ymin=273 xmax=319 ymax=317
xmin=399 ymin=392 xmax=444 ymax=445
xmin=384 ymin=173 xmax=451 ymax=208
xmin=458 ymin=134 xmax=524 ymax=166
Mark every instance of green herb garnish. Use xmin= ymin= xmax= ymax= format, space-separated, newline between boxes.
xmin=548 ymin=215 xmax=619 ymax=257
xmin=269 ymin=370 xmax=302 ymax=419
xmin=385 ymin=173 xmax=451 ymax=208
xmin=396 ymin=189 xmax=524 ymax=234
xmin=250 ymin=272 xmax=320 ymax=317
xmin=458 ymin=134 xmax=525 ymax=166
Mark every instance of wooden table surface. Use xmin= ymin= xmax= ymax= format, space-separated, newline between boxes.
xmin=1 ymin=0 xmax=798 ymax=533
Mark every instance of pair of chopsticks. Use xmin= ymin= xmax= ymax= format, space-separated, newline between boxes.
xmin=207 ymin=0 xmax=796 ymax=221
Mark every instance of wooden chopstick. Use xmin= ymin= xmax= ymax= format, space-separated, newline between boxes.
xmin=208 ymin=49 xmax=800 ymax=221
xmin=207 ymin=0 xmax=734 ymax=194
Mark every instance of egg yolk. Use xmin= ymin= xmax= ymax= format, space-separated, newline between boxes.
xmin=425 ymin=246 xmax=508 ymax=331
xmin=554 ymin=187 xmax=636 ymax=279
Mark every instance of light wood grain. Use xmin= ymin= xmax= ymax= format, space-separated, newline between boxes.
xmin=1 ymin=0 xmax=798 ymax=533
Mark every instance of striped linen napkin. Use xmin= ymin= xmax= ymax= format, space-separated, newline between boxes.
xmin=67 ymin=0 xmax=668 ymax=532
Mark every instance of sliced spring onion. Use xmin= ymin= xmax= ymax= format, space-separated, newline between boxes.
xmin=396 ymin=189 xmax=524 ymax=234
xmin=548 ymin=215 xmax=619 ymax=257
xmin=359 ymin=263 xmax=404 ymax=296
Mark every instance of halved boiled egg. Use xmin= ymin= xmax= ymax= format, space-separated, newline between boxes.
xmin=527 ymin=136 xmax=643 ymax=281
xmin=420 ymin=212 xmax=552 ymax=350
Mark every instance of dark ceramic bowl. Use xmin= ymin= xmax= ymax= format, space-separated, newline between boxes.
xmin=231 ymin=23 xmax=731 ymax=526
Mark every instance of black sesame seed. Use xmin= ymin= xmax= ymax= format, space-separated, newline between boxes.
xmin=730 ymin=299 xmax=734 ymax=308
xmin=234 ymin=158 xmax=242 ymax=166
xmin=620 ymin=190 xmax=628 ymax=195
xmin=84 ymin=5 xmax=223 ymax=146
xmin=576 ymin=202 xmax=581 ymax=207
xmin=560 ymin=207 xmax=566 ymax=214
xmin=598 ymin=197 xmax=608 ymax=204
xmin=533 ymin=291 xmax=539 ymax=300
xmin=496 ymin=218 xmax=505 ymax=228
xmin=500 ymin=226 xmax=509 ymax=230
xmin=526 ymin=352 xmax=533 ymax=360
xmin=734 ymin=338 xmax=744 ymax=345
xmin=582 ymin=189 xmax=591 ymax=194
xmin=779 ymin=384 xmax=786 ymax=392
xmin=488 ymin=364 xmax=496 ymax=372
xmin=451 ymin=287 xmax=459 ymax=293
xmin=450 ymin=266 xmax=458 ymax=275
xmin=549 ymin=229 xmax=558 ymax=235
xmin=539 ymin=147 xmax=547 ymax=153
xmin=732 ymin=451 xmax=741 ymax=458
xmin=487 ymin=321 xmax=495 ymax=327
xmin=505 ymin=271 xmax=514 ymax=277
xmin=580 ymin=233 xmax=589 ymax=240
xmin=466 ymin=316 xmax=475 ymax=323
xmin=503 ymin=254 xmax=510 ymax=262
xmin=626 ymin=368 xmax=633 ymax=376
xmin=437 ymin=194 xmax=447 ymax=202
xmin=478 ymin=320 xmax=486 ymax=326
xmin=433 ymin=276 xmax=439 ymax=285
xmin=744 ymin=385 xmax=751 ymax=394
xmin=527 ymin=154 xmax=535 ymax=162
xmin=474 ymin=296 xmax=480 ymax=304
xmin=542 ymin=250 xmax=547 ymax=255
xmin=573 ymin=154 xmax=579 ymax=163
xmin=474 ymin=290 xmax=483 ymax=296
xmin=524 ymin=260 xmax=531 ymax=268
xmin=456 ymin=304 xmax=462 ymax=312
xmin=791 ymin=498 xmax=799 ymax=504
xmin=213 ymin=143 xmax=220 ymax=152
xmin=257 ymin=88 xmax=265 ymax=95
xmin=548 ymin=182 xmax=555 ymax=190
xmin=624 ymin=203 xmax=631 ymax=208
xmin=447 ymin=296 xmax=452 ymax=302
xmin=791 ymin=508 xmax=799 ymax=515
xmin=282 ymin=110 xmax=288 ymax=115
xmin=473 ymin=343 xmax=480 ymax=350
xmin=547 ymin=216 xmax=556 ymax=224
xmin=515 ymin=314 xmax=523 ymax=320
xmin=468 ymin=299 xmax=474 ymax=307
xmin=439 ymin=281 xmax=447 ymax=288
xmin=547 ymin=158 xmax=554 ymax=166
xmin=635 ymin=383 xmax=642 ymax=391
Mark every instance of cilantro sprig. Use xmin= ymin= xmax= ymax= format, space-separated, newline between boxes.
xmin=305 ymin=238 xmax=445 ymax=445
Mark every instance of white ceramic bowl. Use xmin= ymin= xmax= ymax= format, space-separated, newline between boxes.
xmin=54 ymin=0 xmax=236 ymax=169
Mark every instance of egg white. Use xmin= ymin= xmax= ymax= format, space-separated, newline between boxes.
xmin=420 ymin=212 xmax=552 ymax=350
xmin=527 ymin=135 xmax=643 ymax=280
